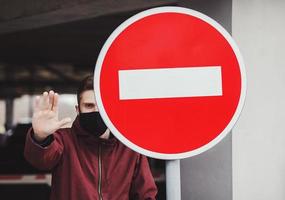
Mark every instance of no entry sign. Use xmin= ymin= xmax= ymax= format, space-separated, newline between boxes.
xmin=94 ymin=7 xmax=246 ymax=159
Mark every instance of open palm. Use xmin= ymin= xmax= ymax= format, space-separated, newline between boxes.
xmin=32 ymin=91 xmax=71 ymax=142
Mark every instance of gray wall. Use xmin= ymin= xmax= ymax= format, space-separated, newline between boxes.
xmin=232 ymin=0 xmax=285 ymax=199
xmin=177 ymin=0 xmax=233 ymax=199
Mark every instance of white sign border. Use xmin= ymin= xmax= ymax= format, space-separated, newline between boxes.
xmin=94 ymin=6 xmax=246 ymax=160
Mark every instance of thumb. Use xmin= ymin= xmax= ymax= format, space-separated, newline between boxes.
xmin=57 ymin=117 xmax=72 ymax=128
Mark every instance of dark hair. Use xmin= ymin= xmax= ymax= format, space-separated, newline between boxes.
xmin=77 ymin=75 xmax=94 ymax=105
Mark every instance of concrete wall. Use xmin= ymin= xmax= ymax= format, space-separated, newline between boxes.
xmin=232 ymin=0 xmax=285 ymax=200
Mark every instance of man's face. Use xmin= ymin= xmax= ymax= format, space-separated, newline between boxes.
xmin=76 ymin=90 xmax=98 ymax=114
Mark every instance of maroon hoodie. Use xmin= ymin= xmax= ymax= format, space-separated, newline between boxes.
xmin=24 ymin=116 xmax=157 ymax=200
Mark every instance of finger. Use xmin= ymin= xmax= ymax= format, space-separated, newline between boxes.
xmin=33 ymin=96 xmax=40 ymax=112
xmin=48 ymin=90 xmax=55 ymax=110
xmin=39 ymin=91 xmax=49 ymax=110
xmin=52 ymin=93 xmax=59 ymax=112
xmin=57 ymin=117 xmax=72 ymax=128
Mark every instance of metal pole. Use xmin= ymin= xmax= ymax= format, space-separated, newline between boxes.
xmin=5 ymin=97 xmax=14 ymax=130
xmin=166 ymin=159 xmax=181 ymax=200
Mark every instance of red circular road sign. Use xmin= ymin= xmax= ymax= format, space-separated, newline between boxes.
xmin=94 ymin=7 xmax=246 ymax=159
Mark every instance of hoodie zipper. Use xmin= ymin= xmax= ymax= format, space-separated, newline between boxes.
xmin=98 ymin=143 xmax=103 ymax=200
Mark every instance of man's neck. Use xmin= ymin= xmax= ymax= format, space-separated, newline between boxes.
xmin=100 ymin=129 xmax=110 ymax=139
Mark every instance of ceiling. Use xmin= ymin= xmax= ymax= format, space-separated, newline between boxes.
xmin=0 ymin=9 xmax=178 ymax=97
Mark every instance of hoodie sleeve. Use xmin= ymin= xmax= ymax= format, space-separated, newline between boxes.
xmin=129 ymin=154 xmax=158 ymax=200
xmin=24 ymin=127 xmax=64 ymax=171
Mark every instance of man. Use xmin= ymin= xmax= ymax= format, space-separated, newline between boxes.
xmin=24 ymin=75 xmax=157 ymax=200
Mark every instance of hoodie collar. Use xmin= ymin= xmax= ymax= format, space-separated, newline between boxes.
xmin=71 ymin=115 xmax=117 ymax=146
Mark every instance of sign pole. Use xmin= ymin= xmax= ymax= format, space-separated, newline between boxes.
xmin=166 ymin=159 xmax=181 ymax=200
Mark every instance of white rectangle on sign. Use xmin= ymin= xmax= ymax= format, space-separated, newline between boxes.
xmin=118 ymin=66 xmax=223 ymax=100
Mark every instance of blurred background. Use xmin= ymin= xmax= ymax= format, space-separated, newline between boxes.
xmin=1 ymin=0 xmax=285 ymax=200
xmin=0 ymin=0 xmax=174 ymax=199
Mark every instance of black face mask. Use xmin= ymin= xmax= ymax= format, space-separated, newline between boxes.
xmin=79 ymin=112 xmax=107 ymax=137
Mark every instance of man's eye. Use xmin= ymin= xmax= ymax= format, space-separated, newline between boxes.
xmin=86 ymin=104 xmax=94 ymax=108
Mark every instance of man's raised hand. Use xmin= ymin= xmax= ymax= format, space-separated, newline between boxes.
xmin=32 ymin=91 xmax=71 ymax=142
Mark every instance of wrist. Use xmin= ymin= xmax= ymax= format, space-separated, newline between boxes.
xmin=33 ymin=131 xmax=48 ymax=142
xmin=31 ymin=131 xmax=54 ymax=147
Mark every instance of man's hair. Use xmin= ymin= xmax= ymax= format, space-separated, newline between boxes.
xmin=77 ymin=75 xmax=94 ymax=105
